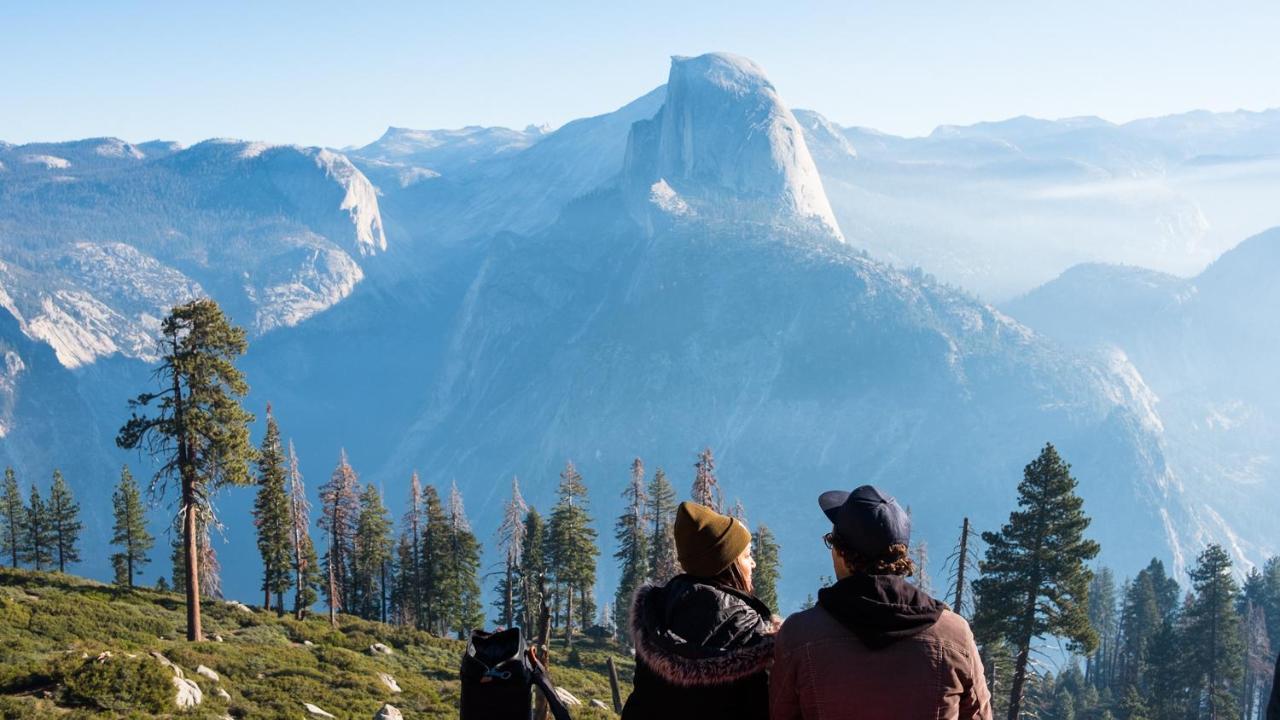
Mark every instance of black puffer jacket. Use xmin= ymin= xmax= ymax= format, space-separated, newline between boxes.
xmin=622 ymin=575 xmax=777 ymax=720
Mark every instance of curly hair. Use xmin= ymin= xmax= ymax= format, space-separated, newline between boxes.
xmin=828 ymin=533 xmax=915 ymax=577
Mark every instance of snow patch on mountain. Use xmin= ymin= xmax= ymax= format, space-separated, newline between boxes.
xmin=623 ymin=53 xmax=843 ymax=241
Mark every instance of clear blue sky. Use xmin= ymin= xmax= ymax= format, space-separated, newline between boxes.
xmin=3 ymin=0 xmax=1279 ymax=148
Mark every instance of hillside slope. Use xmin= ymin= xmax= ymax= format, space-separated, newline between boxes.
xmin=0 ymin=569 xmax=627 ymax=719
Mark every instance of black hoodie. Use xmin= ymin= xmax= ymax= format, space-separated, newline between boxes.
xmin=817 ymin=573 xmax=945 ymax=650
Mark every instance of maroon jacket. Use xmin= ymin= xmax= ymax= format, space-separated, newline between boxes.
xmin=770 ymin=574 xmax=991 ymax=720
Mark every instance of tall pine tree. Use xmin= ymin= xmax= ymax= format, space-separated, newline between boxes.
xmin=516 ymin=507 xmax=547 ymax=636
xmin=614 ymin=458 xmax=649 ymax=647
xmin=752 ymin=524 xmax=781 ymax=612
xmin=116 ymin=298 xmax=255 ymax=641
xmin=1184 ymin=543 xmax=1243 ymax=719
xmin=354 ymin=483 xmax=393 ymax=621
xmin=22 ymin=482 xmax=54 ymax=571
xmin=445 ymin=482 xmax=483 ymax=639
xmin=1086 ymin=567 xmax=1118 ymax=691
xmin=494 ymin=477 xmax=528 ymax=628
xmin=647 ymin=467 xmax=678 ymax=583
xmin=973 ymin=443 xmax=1100 ymax=720
xmin=253 ymin=407 xmax=292 ymax=613
xmin=111 ymin=465 xmax=153 ymax=586
xmin=1 ymin=467 xmax=22 ymax=568
xmin=548 ymin=460 xmax=599 ymax=649
xmin=398 ymin=472 xmax=426 ymax=628
xmin=286 ymin=441 xmax=321 ymax=619
xmin=317 ymin=449 xmax=360 ymax=627
xmin=420 ymin=484 xmax=449 ymax=635
xmin=691 ymin=447 xmax=722 ymax=511
xmin=47 ymin=470 xmax=81 ymax=572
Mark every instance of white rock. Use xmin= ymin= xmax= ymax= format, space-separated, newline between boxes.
xmin=374 ymin=703 xmax=403 ymax=720
xmin=554 ymin=687 xmax=582 ymax=706
xmin=196 ymin=665 xmax=220 ymax=682
xmin=227 ymin=600 xmax=254 ymax=614
xmin=303 ymin=639 xmax=314 ymax=646
xmin=591 ymin=699 xmax=610 ymax=710
xmin=213 ymin=634 xmax=225 ymax=642
xmin=305 ymin=702 xmax=337 ymax=718
xmin=215 ymin=688 xmax=231 ymax=701
xmin=150 ymin=651 xmax=184 ymax=678
xmin=378 ymin=672 xmax=401 ymax=693
xmin=94 ymin=651 xmax=112 ymax=663
xmin=173 ymin=676 xmax=203 ymax=709
xmin=369 ymin=642 xmax=393 ymax=655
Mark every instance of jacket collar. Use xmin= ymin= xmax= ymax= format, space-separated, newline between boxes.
xmin=817 ymin=573 xmax=944 ymax=650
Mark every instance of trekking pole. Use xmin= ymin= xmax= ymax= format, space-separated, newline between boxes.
xmin=607 ymin=656 xmax=623 ymax=712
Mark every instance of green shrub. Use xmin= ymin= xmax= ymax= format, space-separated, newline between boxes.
xmin=63 ymin=656 xmax=172 ymax=713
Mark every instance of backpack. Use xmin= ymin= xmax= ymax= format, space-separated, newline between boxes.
xmin=460 ymin=627 xmax=572 ymax=720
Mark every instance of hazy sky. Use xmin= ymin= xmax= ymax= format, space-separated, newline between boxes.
xmin=4 ymin=1 xmax=1279 ymax=148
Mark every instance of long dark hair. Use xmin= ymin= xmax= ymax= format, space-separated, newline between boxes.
xmin=708 ymin=555 xmax=753 ymax=595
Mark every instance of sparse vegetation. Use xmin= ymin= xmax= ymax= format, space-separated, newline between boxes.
xmin=0 ymin=567 xmax=631 ymax=718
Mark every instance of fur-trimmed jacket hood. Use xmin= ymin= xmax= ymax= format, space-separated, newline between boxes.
xmin=630 ymin=575 xmax=779 ymax=687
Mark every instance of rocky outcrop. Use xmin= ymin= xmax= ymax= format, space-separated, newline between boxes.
xmin=374 ymin=703 xmax=404 ymax=720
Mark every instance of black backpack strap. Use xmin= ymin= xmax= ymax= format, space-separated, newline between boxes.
xmin=530 ymin=656 xmax=574 ymax=720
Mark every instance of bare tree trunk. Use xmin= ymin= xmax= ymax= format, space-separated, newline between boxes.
xmin=182 ymin=498 xmax=202 ymax=641
xmin=953 ymin=517 xmax=970 ymax=616
xmin=328 ymin=545 xmax=338 ymax=628
xmin=564 ymin=586 xmax=574 ymax=649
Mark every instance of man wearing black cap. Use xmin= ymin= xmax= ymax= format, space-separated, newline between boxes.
xmin=769 ymin=486 xmax=991 ymax=720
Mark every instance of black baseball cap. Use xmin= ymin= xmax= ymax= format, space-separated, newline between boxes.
xmin=819 ymin=485 xmax=911 ymax=557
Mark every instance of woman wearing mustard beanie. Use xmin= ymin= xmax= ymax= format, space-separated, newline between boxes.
xmin=622 ymin=501 xmax=777 ymax=720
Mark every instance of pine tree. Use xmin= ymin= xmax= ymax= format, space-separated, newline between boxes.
xmin=111 ymin=465 xmax=153 ymax=586
xmin=22 ymin=482 xmax=54 ymax=570
xmin=354 ymin=483 xmax=393 ymax=621
xmin=647 ymin=467 xmax=678 ymax=583
xmin=516 ymin=508 xmax=547 ymax=636
xmin=1184 ymin=543 xmax=1243 ymax=719
xmin=494 ymin=477 xmax=528 ymax=628
xmin=286 ymin=441 xmax=321 ymax=619
xmin=45 ymin=470 xmax=81 ymax=573
xmin=317 ymin=449 xmax=360 ymax=627
xmin=752 ymin=524 xmax=781 ymax=612
xmin=1242 ymin=597 xmax=1272 ymax=720
xmin=445 ymin=482 xmax=483 ymax=638
xmin=399 ymin=472 xmax=425 ymax=628
xmin=548 ymin=460 xmax=599 ymax=649
xmin=1087 ymin=567 xmax=1118 ymax=692
xmin=614 ymin=458 xmax=649 ymax=647
xmin=421 ymin=484 xmax=449 ymax=635
xmin=116 ymin=298 xmax=255 ymax=641
xmin=253 ymin=407 xmax=292 ymax=613
xmin=1147 ymin=600 xmax=1193 ymax=719
xmin=972 ymin=443 xmax=1100 ymax=720
xmin=1 ymin=467 xmax=23 ymax=568
xmin=691 ymin=447 xmax=722 ymax=511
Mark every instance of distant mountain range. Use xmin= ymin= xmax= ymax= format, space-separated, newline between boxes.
xmin=1 ymin=52 xmax=1276 ymax=608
